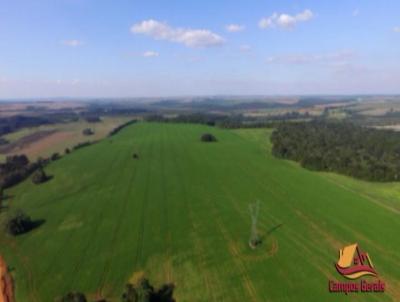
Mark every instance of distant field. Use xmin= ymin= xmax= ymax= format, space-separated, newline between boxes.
xmin=0 ymin=123 xmax=399 ymax=301
xmin=0 ymin=116 xmax=134 ymax=161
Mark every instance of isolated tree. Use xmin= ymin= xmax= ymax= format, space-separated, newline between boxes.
xmin=32 ymin=167 xmax=48 ymax=184
xmin=5 ymin=210 xmax=33 ymax=236
xmin=60 ymin=292 xmax=87 ymax=302
xmin=153 ymin=284 xmax=175 ymax=302
xmin=65 ymin=148 xmax=71 ymax=155
xmin=51 ymin=152 xmax=61 ymax=161
xmin=82 ymin=128 xmax=94 ymax=136
xmin=122 ymin=278 xmax=175 ymax=302
xmin=200 ymin=133 xmax=217 ymax=142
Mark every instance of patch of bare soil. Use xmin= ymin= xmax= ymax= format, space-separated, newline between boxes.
xmin=23 ymin=131 xmax=74 ymax=158
xmin=0 ymin=255 xmax=14 ymax=302
xmin=0 ymin=130 xmax=58 ymax=154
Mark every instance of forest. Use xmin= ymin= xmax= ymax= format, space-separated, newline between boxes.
xmin=271 ymin=121 xmax=400 ymax=181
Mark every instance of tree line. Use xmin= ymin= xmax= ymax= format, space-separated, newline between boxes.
xmin=271 ymin=121 xmax=400 ymax=181
xmin=144 ymin=113 xmax=307 ymax=129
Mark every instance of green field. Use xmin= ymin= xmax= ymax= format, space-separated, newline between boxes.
xmin=1 ymin=122 xmax=399 ymax=301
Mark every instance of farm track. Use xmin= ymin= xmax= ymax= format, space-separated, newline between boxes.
xmin=183 ymin=132 xmax=261 ymax=302
xmin=0 ymin=256 xmax=14 ymax=302
xmin=133 ymin=129 xmax=156 ymax=271
xmin=66 ymin=142 xmax=135 ymax=297
xmin=96 ymin=150 xmax=141 ymax=297
xmin=170 ymin=130 xmax=223 ymax=302
xmin=159 ymin=127 xmax=173 ymax=283
xmin=35 ymin=144 xmax=123 ymax=299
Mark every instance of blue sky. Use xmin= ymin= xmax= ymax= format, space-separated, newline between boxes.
xmin=0 ymin=0 xmax=400 ymax=98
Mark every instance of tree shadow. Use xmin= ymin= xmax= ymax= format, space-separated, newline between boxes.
xmin=152 ymin=283 xmax=175 ymax=302
xmin=16 ymin=219 xmax=46 ymax=235
xmin=44 ymin=175 xmax=54 ymax=183
xmin=266 ymin=223 xmax=284 ymax=235
xmin=29 ymin=219 xmax=46 ymax=231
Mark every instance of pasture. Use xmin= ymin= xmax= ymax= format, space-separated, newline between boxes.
xmin=0 ymin=122 xmax=399 ymax=301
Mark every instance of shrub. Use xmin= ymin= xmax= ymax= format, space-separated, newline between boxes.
xmin=32 ymin=168 xmax=49 ymax=184
xmin=5 ymin=211 xmax=34 ymax=236
xmin=51 ymin=152 xmax=61 ymax=161
xmin=60 ymin=292 xmax=87 ymax=302
xmin=200 ymin=133 xmax=217 ymax=142
xmin=121 ymin=278 xmax=175 ymax=302
xmin=65 ymin=148 xmax=71 ymax=154
xmin=82 ymin=128 xmax=94 ymax=136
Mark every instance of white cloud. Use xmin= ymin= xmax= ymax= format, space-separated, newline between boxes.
xmin=394 ymin=27 xmax=400 ymax=33
xmin=143 ymin=51 xmax=159 ymax=57
xmin=259 ymin=9 xmax=314 ymax=29
xmin=131 ymin=19 xmax=225 ymax=48
xmin=225 ymin=24 xmax=245 ymax=32
xmin=61 ymin=40 xmax=83 ymax=47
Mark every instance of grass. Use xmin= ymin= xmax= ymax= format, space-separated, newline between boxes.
xmin=0 ymin=123 xmax=399 ymax=301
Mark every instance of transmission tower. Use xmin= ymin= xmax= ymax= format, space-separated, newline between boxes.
xmin=249 ymin=200 xmax=261 ymax=249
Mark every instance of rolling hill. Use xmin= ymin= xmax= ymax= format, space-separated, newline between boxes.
xmin=0 ymin=122 xmax=399 ymax=301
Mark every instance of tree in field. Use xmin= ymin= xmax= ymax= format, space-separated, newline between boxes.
xmin=51 ymin=152 xmax=61 ymax=161
xmin=121 ymin=278 xmax=175 ymax=302
xmin=200 ymin=133 xmax=217 ymax=142
xmin=5 ymin=210 xmax=34 ymax=236
xmin=82 ymin=128 xmax=94 ymax=136
xmin=60 ymin=292 xmax=87 ymax=302
xmin=32 ymin=167 xmax=49 ymax=184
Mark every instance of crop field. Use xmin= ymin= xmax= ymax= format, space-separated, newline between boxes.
xmin=0 ymin=123 xmax=399 ymax=301
xmin=0 ymin=116 xmax=134 ymax=161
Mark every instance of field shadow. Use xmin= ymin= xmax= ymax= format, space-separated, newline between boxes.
xmin=44 ymin=175 xmax=54 ymax=183
xmin=266 ymin=223 xmax=283 ymax=235
xmin=152 ymin=283 xmax=175 ymax=302
xmin=17 ymin=219 xmax=46 ymax=235
xmin=30 ymin=219 xmax=46 ymax=230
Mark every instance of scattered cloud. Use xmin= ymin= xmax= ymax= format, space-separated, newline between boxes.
xmin=239 ymin=44 xmax=251 ymax=52
xmin=225 ymin=24 xmax=245 ymax=32
xmin=352 ymin=9 xmax=359 ymax=17
xmin=131 ymin=19 xmax=225 ymax=48
xmin=394 ymin=27 xmax=400 ymax=33
xmin=266 ymin=50 xmax=355 ymax=65
xmin=142 ymin=51 xmax=159 ymax=57
xmin=61 ymin=39 xmax=83 ymax=47
xmin=259 ymin=9 xmax=314 ymax=29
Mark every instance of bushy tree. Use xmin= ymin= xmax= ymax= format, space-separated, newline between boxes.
xmin=82 ymin=128 xmax=94 ymax=136
xmin=5 ymin=211 xmax=33 ymax=236
xmin=32 ymin=167 xmax=49 ymax=184
xmin=51 ymin=152 xmax=61 ymax=161
xmin=200 ymin=133 xmax=217 ymax=142
xmin=60 ymin=292 xmax=87 ymax=302
xmin=121 ymin=278 xmax=175 ymax=302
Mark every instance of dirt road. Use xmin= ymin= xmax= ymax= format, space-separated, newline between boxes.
xmin=0 ymin=255 xmax=14 ymax=302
